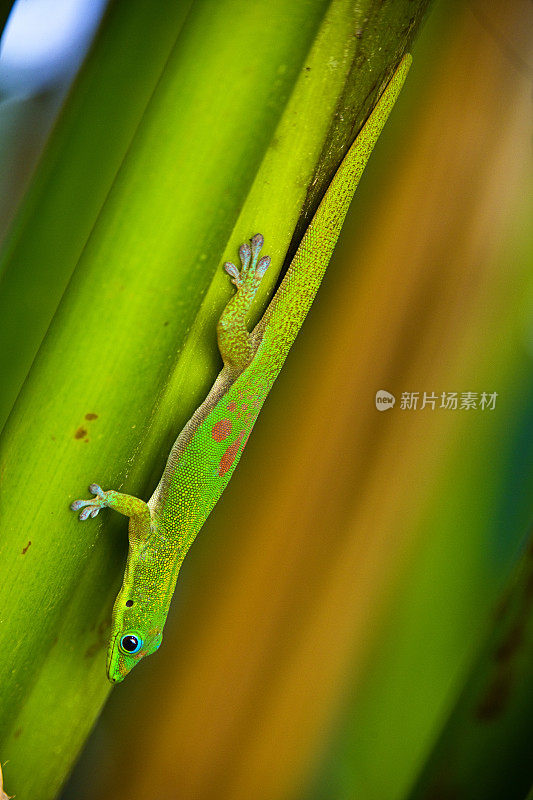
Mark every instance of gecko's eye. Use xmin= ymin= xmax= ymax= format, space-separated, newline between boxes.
xmin=119 ymin=633 xmax=143 ymax=655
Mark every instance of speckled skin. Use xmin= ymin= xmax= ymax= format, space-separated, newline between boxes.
xmin=71 ymin=55 xmax=411 ymax=683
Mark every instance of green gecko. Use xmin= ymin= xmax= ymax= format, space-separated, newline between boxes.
xmin=71 ymin=54 xmax=412 ymax=683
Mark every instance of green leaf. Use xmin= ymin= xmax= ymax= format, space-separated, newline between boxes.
xmin=0 ymin=0 xmax=430 ymax=797
xmin=0 ymin=0 xmax=193 ymax=429
xmin=408 ymin=531 xmax=533 ymax=800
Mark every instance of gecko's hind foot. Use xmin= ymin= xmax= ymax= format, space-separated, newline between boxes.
xmin=71 ymin=483 xmax=109 ymax=520
xmin=223 ymin=233 xmax=270 ymax=292
xmin=217 ymin=234 xmax=272 ymax=370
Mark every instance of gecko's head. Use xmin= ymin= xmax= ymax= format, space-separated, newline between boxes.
xmin=106 ymin=595 xmax=164 ymax=684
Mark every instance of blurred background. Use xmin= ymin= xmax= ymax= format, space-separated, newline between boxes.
xmin=1 ymin=0 xmax=532 ymax=798
xmin=0 ymin=0 xmax=108 ymax=241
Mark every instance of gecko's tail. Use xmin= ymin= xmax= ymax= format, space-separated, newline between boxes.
xmin=252 ymin=54 xmax=412 ymax=371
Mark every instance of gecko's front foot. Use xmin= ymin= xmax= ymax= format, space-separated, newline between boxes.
xmin=71 ymin=483 xmax=110 ymax=520
xmin=223 ymin=233 xmax=271 ymax=295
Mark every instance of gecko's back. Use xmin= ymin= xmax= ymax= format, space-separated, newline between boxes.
xmin=151 ymin=364 xmax=269 ymax=564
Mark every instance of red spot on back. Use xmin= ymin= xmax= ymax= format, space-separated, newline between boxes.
xmin=212 ymin=418 xmax=232 ymax=442
xmin=227 ymin=401 xmax=236 ymax=412
xmin=218 ymin=432 xmax=245 ymax=477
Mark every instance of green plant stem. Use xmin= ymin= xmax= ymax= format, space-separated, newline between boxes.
xmin=0 ymin=1 xmax=430 ymax=798
xmin=0 ymin=0 xmax=193 ymax=430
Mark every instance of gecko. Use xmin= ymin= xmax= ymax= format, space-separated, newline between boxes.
xmin=71 ymin=54 xmax=412 ymax=683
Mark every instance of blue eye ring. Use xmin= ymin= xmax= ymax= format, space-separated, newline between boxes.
xmin=119 ymin=633 xmax=143 ymax=655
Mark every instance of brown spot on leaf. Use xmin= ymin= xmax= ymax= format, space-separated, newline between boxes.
xmin=524 ymin=569 xmax=533 ymax=603
xmin=493 ymin=591 xmax=512 ymax=621
xmin=85 ymin=618 xmax=110 ymax=658
xmin=21 ymin=541 xmax=31 ymax=555
xmin=13 ymin=728 xmax=22 ymax=739
xmin=495 ymin=624 xmax=523 ymax=662
xmin=421 ymin=779 xmax=460 ymax=800
xmin=475 ymin=668 xmax=512 ymax=721
xmin=85 ymin=413 xmax=98 ymax=420
xmin=84 ymin=642 xmax=102 ymax=659
xmin=74 ymin=427 xmax=87 ymax=439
